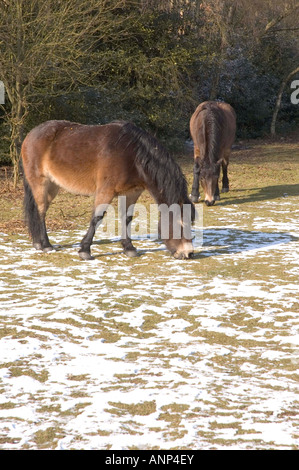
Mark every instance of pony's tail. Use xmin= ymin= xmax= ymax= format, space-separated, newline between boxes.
xmin=205 ymin=104 xmax=222 ymax=164
xmin=201 ymin=111 xmax=208 ymax=160
xmin=23 ymin=173 xmax=42 ymax=243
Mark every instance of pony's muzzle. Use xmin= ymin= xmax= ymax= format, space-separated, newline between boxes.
xmin=205 ymin=199 xmax=215 ymax=207
xmin=173 ymin=244 xmax=194 ymax=260
xmin=174 ymin=251 xmax=193 ymax=260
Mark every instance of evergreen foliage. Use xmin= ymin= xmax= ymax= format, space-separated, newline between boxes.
xmin=1 ymin=0 xmax=299 ymax=172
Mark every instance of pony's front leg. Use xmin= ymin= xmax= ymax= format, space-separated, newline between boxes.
xmin=120 ymin=191 xmax=142 ymax=257
xmin=221 ymin=155 xmax=230 ymax=193
xmin=221 ymin=164 xmax=229 ymax=192
xmin=120 ymin=215 xmax=137 ymax=257
xmin=79 ymin=212 xmax=104 ymax=260
xmin=214 ymin=180 xmax=220 ymax=201
xmin=79 ymin=196 xmax=112 ymax=260
xmin=190 ymin=157 xmax=201 ymax=203
xmin=79 ymin=190 xmax=115 ymax=260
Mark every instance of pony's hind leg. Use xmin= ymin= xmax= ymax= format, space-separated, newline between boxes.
xmin=120 ymin=190 xmax=143 ymax=257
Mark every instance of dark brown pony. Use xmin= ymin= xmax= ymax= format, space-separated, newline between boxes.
xmin=21 ymin=120 xmax=194 ymax=260
xmin=189 ymin=101 xmax=236 ymax=206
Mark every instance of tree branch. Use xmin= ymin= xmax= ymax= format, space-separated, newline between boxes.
xmin=270 ymin=65 xmax=299 ymax=136
xmin=265 ymin=3 xmax=299 ymax=33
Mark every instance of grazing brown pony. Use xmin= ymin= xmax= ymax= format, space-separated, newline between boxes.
xmin=21 ymin=120 xmax=195 ymax=260
xmin=189 ymin=101 xmax=236 ymax=206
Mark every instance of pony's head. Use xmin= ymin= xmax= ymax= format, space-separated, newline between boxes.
xmin=200 ymin=160 xmax=221 ymax=206
xmin=159 ymin=200 xmax=195 ymax=259
xmin=165 ymin=236 xmax=194 ymax=260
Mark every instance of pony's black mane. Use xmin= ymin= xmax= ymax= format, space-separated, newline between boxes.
xmin=116 ymin=121 xmax=190 ymax=207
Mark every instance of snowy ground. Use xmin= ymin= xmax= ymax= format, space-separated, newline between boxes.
xmin=0 ymin=196 xmax=298 ymax=450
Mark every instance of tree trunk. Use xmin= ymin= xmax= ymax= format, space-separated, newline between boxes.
xmin=270 ymin=66 xmax=299 ymax=137
xmin=9 ymin=98 xmax=25 ymax=186
xmin=209 ymin=5 xmax=235 ymax=100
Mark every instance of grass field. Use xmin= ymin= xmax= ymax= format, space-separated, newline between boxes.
xmin=0 ymin=139 xmax=298 ymax=449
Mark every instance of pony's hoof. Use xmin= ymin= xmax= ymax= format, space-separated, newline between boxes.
xmin=221 ymin=187 xmax=229 ymax=193
xmin=173 ymin=251 xmax=192 ymax=260
xmin=79 ymin=251 xmax=94 ymax=260
xmin=125 ymin=249 xmax=138 ymax=258
xmin=33 ymin=243 xmax=42 ymax=251
xmin=43 ymin=246 xmax=54 ymax=253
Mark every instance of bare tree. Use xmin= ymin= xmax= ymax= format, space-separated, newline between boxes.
xmin=0 ymin=0 xmax=127 ymax=184
xmin=201 ymin=1 xmax=237 ymax=100
xmin=201 ymin=0 xmax=299 ymax=131
xmin=264 ymin=1 xmax=299 ymax=34
xmin=260 ymin=2 xmax=299 ymax=135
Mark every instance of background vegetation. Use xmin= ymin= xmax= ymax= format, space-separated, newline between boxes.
xmin=1 ymin=0 xmax=299 ymax=183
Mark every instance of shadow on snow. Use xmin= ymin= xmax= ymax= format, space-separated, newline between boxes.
xmin=192 ymin=228 xmax=298 ymax=259
xmin=52 ymin=228 xmax=298 ymax=260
